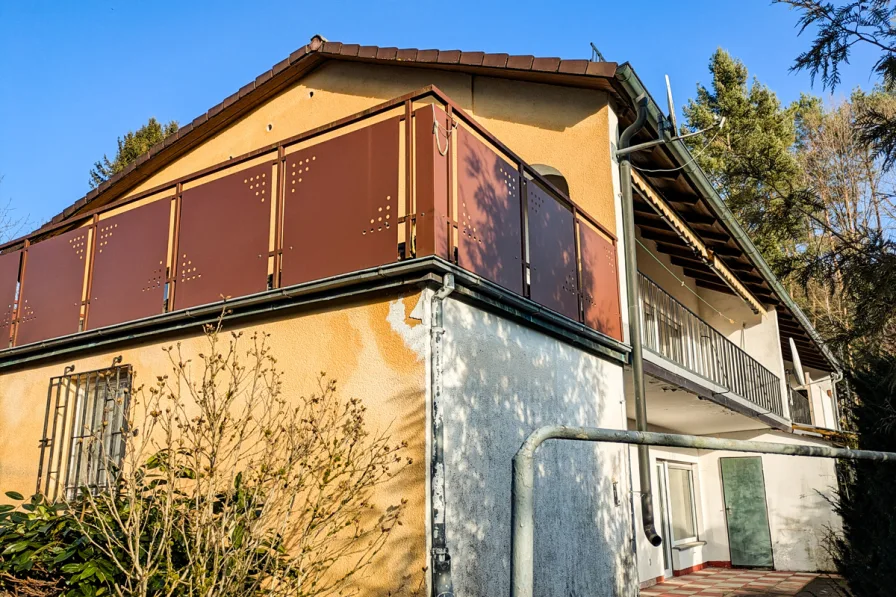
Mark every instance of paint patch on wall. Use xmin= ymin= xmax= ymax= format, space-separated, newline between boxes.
xmin=386 ymin=294 xmax=427 ymax=360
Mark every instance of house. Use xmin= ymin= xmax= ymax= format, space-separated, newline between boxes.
xmin=0 ymin=36 xmax=844 ymax=596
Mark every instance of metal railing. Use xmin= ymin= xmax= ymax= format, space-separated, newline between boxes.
xmin=0 ymin=85 xmax=623 ymax=350
xmin=789 ymin=387 xmax=813 ymax=425
xmin=638 ymin=272 xmax=784 ymax=418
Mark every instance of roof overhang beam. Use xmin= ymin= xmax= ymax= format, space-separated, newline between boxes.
xmin=632 ymin=170 xmax=765 ymax=314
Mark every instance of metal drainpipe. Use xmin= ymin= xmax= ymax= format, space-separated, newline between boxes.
xmin=430 ymin=273 xmax=455 ymax=597
xmin=617 ymin=94 xmax=663 ymax=548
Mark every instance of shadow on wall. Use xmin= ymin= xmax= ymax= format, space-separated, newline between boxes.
xmin=457 ymin=128 xmax=523 ymax=295
xmin=442 ymin=298 xmax=638 ymax=597
xmin=354 ymin=384 xmax=430 ymax=595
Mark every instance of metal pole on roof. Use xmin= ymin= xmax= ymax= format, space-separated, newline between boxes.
xmin=509 ymin=425 xmax=896 ymax=597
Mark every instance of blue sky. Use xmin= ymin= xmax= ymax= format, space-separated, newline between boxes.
xmin=0 ymin=0 xmax=884 ymax=230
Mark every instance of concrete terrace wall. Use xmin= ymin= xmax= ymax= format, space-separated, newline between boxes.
xmin=441 ymin=298 xmax=637 ymax=597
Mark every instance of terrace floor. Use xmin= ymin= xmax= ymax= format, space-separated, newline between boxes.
xmin=639 ymin=567 xmax=828 ymax=596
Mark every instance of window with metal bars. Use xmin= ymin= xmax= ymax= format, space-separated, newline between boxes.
xmin=36 ymin=361 xmax=132 ymax=501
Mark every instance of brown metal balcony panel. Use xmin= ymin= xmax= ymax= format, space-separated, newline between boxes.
xmin=0 ymin=88 xmax=627 ymax=352
xmin=456 ymin=126 xmax=523 ymax=295
xmin=413 ymin=105 xmax=450 ymax=260
xmin=579 ymin=220 xmax=622 ymax=341
xmin=281 ymin=117 xmax=401 ymax=286
xmin=174 ymin=163 xmax=272 ymax=310
xmin=15 ymin=228 xmax=88 ymax=346
xmin=526 ymin=181 xmax=579 ymax=321
xmin=0 ymin=250 xmax=20 ymax=340
xmin=87 ymin=198 xmax=172 ymax=330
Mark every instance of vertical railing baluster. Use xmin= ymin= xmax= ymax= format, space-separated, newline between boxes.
xmin=635 ymin=272 xmax=783 ymax=417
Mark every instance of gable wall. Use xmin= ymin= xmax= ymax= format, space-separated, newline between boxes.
xmin=126 ymin=61 xmax=617 ymax=234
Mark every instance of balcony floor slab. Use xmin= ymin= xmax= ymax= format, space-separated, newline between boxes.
xmin=626 ymin=353 xmax=791 ymax=435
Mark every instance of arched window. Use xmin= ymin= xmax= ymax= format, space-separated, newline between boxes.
xmin=530 ymin=164 xmax=570 ymax=197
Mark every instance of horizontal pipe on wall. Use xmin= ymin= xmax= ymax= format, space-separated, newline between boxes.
xmin=511 ymin=425 xmax=896 ymax=597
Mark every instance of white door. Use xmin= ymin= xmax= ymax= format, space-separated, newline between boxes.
xmin=657 ymin=461 xmax=701 ymax=577
xmin=656 ymin=463 xmax=674 ymax=579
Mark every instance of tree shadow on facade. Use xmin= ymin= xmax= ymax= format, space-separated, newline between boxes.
xmin=442 ymin=298 xmax=638 ymax=597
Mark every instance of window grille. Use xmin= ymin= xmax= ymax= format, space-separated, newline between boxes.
xmin=36 ymin=362 xmax=132 ymax=501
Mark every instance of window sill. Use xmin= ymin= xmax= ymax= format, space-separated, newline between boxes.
xmin=672 ymin=541 xmax=706 ymax=551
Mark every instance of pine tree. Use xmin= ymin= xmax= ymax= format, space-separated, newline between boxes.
xmin=89 ymin=118 xmax=178 ymax=188
xmin=681 ymin=49 xmax=819 ymax=270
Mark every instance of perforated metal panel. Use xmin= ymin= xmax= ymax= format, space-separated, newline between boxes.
xmin=456 ymin=126 xmax=523 ymax=294
xmin=16 ymin=228 xmax=88 ymax=346
xmin=414 ymin=106 xmax=450 ymax=259
xmin=174 ymin=163 xmax=272 ymax=310
xmin=87 ymin=198 xmax=171 ymax=329
xmin=280 ymin=117 xmax=401 ymax=286
xmin=579 ymin=220 xmax=622 ymax=340
xmin=526 ymin=182 xmax=579 ymax=320
xmin=0 ymin=251 xmax=20 ymax=342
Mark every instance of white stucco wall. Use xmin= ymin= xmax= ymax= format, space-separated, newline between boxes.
xmin=804 ymin=367 xmax=838 ymax=429
xmin=629 ymin=444 xmax=706 ymax=583
xmin=635 ymin=234 xmax=701 ymax=314
xmin=441 ymin=298 xmax=637 ymax=597
xmin=629 ymin=430 xmax=841 ymax=581
xmin=697 ymin=430 xmax=841 ymax=572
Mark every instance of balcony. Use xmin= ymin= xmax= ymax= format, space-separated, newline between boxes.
xmin=788 ymin=388 xmax=812 ymax=426
xmin=638 ymin=272 xmax=785 ymax=419
xmin=0 ymin=86 xmax=624 ymax=353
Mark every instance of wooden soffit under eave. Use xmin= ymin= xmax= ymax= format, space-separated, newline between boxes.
xmin=631 ymin=171 xmax=765 ymax=314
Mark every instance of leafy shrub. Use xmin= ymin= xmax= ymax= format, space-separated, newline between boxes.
xmin=0 ymin=492 xmax=118 ymax=597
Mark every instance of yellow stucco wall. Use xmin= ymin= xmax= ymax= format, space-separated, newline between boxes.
xmin=127 ymin=60 xmax=616 ymax=234
xmin=0 ymin=292 xmax=428 ymax=594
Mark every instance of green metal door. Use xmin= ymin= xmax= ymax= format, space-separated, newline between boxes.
xmin=720 ymin=457 xmax=774 ymax=568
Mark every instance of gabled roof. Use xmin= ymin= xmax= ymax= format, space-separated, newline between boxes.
xmin=1 ymin=35 xmax=838 ymax=372
xmin=2 ymin=35 xmax=617 ymax=248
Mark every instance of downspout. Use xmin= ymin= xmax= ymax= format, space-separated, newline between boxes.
xmin=430 ymin=273 xmax=456 ymax=597
xmin=831 ymin=368 xmax=844 ymax=431
xmin=617 ymin=95 xmax=663 ymax=547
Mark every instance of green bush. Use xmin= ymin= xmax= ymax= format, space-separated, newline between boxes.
xmin=0 ymin=492 xmax=119 ymax=597
xmin=833 ymin=356 xmax=896 ymax=597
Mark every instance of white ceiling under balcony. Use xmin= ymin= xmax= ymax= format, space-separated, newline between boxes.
xmin=624 ymin=374 xmax=771 ymax=436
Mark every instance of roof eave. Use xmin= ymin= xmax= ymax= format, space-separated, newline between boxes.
xmin=613 ymin=62 xmax=842 ymax=373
